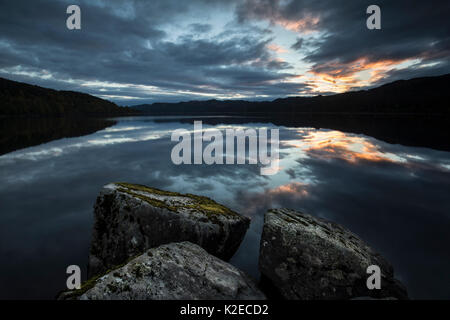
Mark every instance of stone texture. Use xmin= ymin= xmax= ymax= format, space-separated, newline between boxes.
xmin=259 ymin=208 xmax=408 ymax=300
xmin=61 ymin=242 xmax=265 ymax=300
xmin=88 ymin=183 xmax=250 ymax=278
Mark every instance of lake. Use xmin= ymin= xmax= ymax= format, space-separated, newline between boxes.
xmin=0 ymin=116 xmax=449 ymax=299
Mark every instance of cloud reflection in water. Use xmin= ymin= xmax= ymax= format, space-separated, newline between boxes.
xmin=0 ymin=116 xmax=449 ymax=299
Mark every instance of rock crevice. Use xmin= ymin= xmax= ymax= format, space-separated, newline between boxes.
xmin=65 ymin=183 xmax=408 ymax=300
xmin=88 ymin=183 xmax=250 ymax=278
xmin=62 ymin=242 xmax=266 ymax=300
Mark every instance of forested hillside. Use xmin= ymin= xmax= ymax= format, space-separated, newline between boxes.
xmin=0 ymin=77 xmax=132 ymax=116
xmin=133 ymin=74 xmax=450 ymax=115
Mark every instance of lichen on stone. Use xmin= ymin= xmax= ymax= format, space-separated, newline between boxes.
xmin=59 ymin=253 xmax=142 ymax=299
xmin=114 ymin=182 xmax=239 ymax=217
xmin=116 ymin=187 xmax=178 ymax=212
xmin=64 ymin=242 xmax=266 ymax=300
xmin=87 ymin=183 xmax=250 ymax=279
xmin=116 ymin=182 xmax=181 ymax=197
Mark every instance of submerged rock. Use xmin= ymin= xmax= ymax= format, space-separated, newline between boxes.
xmin=88 ymin=183 xmax=250 ymax=278
xmin=61 ymin=242 xmax=265 ymax=300
xmin=259 ymin=208 xmax=408 ymax=300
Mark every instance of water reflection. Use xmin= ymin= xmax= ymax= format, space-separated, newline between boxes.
xmin=0 ymin=117 xmax=116 ymax=156
xmin=283 ymin=128 xmax=450 ymax=171
xmin=0 ymin=116 xmax=449 ymax=299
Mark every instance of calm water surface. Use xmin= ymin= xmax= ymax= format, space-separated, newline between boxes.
xmin=1 ymin=116 xmax=449 ymax=299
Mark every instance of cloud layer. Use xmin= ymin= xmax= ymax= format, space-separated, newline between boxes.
xmin=0 ymin=0 xmax=449 ymax=103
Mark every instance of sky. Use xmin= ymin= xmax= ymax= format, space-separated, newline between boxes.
xmin=0 ymin=0 xmax=449 ymax=105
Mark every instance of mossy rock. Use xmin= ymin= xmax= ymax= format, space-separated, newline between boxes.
xmin=114 ymin=182 xmax=239 ymax=217
xmin=88 ymin=183 xmax=250 ymax=278
xmin=61 ymin=242 xmax=266 ymax=300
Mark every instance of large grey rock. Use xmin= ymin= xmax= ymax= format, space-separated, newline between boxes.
xmin=61 ymin=242 xmax=266 ymax=300
xmin=259 ymin=208 xmax=408 ymax=300
xmin=88 ymin=183 xmax=250 ymax=278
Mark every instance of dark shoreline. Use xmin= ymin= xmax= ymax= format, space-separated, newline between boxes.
xmin=150 ymin=113 xmax=450 ymax=152
xmin=1 ymin=112 xmax=449 ymax=157
xmin=0 ymin=117 xmax=117 ymax=156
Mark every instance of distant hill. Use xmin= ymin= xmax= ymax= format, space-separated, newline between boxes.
xmin=132 ymin=74 xmax=450 ymax=115
xmin=0 ymin=77 xmax=133 ymax=117
xmin=2 ymin=74 xmax=449 ymax=117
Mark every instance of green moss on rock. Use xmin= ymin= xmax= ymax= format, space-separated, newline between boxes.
xmin=114 ymin=182 xmax=239 ymax=218
xmin=116 ymin=187 xmax=178 ymax=212
xmin=59 ymin=253 xmax=142 ymax=299
xmin=116 ymin=182 xmax=181 ymax=197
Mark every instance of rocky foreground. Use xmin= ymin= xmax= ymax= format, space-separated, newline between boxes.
xmin=60 ymin=242 xmax=265 ymax=300
xmin=59 ymin=183 xmax=408 ymax=300
xmin=88 ymin=183 xmax=250 ymax=278
xmin=259 ymin=209 xmax=408 ymax=300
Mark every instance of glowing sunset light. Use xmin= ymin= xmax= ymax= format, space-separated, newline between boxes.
xmin=285 ymin=130 xmax=406 ymax=164
xmin=272 ymin=182 xmax=310 ymax=197
xmin=0 ymin=1 xmax=447 ymax=103
xmin=267 ymin=43 xmax=288 ymax=53
xmin=276 ymin=15 xmax=320 ymax=33
xmin=306 ymin=57 xmax=423 ymax=92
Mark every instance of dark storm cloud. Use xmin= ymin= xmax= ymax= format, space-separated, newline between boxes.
xmin=159 ymin=36 xmax=271 ymax=67
xmin=291 ymin=38 xmax=303 ymax=51
xmin=0 ymin=0 xmax=449 ymax=102
xmin=0 ymin=0 xmax=295 ymax=103
xmin=237 ymin=0 xmax=450 ymax=84
xmin=188 ymin=23 xmax=213 ymax=33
